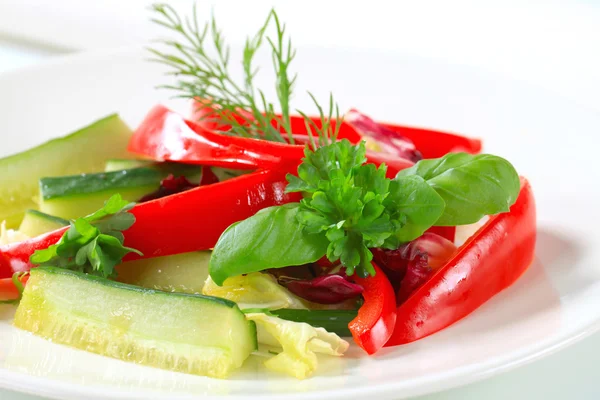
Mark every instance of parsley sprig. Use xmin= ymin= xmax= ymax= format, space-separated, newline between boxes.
xmin=287 ymin=140 xmax=403 ymax=277
xmin=30 ymin=194 xmax=142 ymax=278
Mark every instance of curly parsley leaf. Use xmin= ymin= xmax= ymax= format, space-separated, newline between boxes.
xmin=30 ymin=194 xmax=142 ymax=278
xmin=288 ymin=140 xmax=419 ymax=277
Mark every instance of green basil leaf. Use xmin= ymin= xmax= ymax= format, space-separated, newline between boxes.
xmin=396 ymin=153 xmax=520 ymax=226
xmin=209 ymin=203 xmax=328 ymax=285
xmin=386 ymin=176 xmax=446 ymax=242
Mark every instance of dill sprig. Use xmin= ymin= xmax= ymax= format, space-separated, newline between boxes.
xmin=148 ymin=3 xmax=340 ymax=147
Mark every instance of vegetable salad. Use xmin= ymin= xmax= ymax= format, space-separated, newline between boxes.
xmin=0 ymin=3 xmax=536 ymax=380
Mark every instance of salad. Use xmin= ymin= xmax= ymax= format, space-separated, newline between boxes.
xmin=0 ymin=4 xmax=536 ymax=380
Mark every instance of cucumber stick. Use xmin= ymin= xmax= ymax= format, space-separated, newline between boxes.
xmin=38 ymin=164 xmax=201 ymax=220
xmin=14 ymin=267 xmax=257 ymax=378
xmin=18 ymin=210 xmax=68 ymax=237
xmin=271 ymin=309 xmax=357 ymax=337
xmin=0 ymin=115 xmax=134 ymax=227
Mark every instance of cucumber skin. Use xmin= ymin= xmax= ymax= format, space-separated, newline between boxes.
xmin=272 ymin=309 xmax=357 ymax=337
xmin=18 ymin=210 xmax=69 ymax=237
xmin=28 ymin=266 xmax=237 ymax=306
xmin=38 ymin=164 xmax=201 ymax=220
xmin=40 ymin=168 xmax=164 ymax=200
xmin=40 ymin=164 xmax=202 ymax=200
xmin=105 ymin=159 xmax=154 ymax=172
xmin=22 ymin=209 xmax=69 ymax=226
xmin=0 ymin=114 xmax=134 ymax=228
xmin=14 ymin=267 xmax=257 ymax=378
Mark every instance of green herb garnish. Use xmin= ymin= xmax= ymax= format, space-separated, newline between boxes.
xmin=30 ymin=194 xmax=142 ymax=278
xmin=147 ymin=4 xmax=521 ymax=282
xmin=210 ymin=142 xmax=520 ymax=281
xmin=149 ymin=3 xmax=339 ymax=147
xmin=287 ymin=140 xmax=443 ymax=276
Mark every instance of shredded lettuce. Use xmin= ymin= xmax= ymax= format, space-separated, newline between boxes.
xmin=0 ymin=221 xmax=29 ymax=245
xmin=246 ymin=312 xmax=349 ymax=379
xmin=203 ymin=272 xmax=308 ymax=310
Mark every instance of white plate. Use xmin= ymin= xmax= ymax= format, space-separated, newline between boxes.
xmin=0 ymin=47 xmax=599 ymax=400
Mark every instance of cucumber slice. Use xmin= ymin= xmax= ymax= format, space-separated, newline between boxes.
xmin=14 ymin=267 xmax=257 ymax=378
xmin=271 ymin=309 xmax=357 ymax=337
xmin=39 ymin=164 xmax=201 ymax=220
xmin=116 ymin=251 xmax=210 ymax=294
xmin=18 ymin=210 xmax=69 ymax=237
xmin=105 ymin=159 xmax=154 ymax=172
xmin=0 ymin=115 xmax=134 ymax=227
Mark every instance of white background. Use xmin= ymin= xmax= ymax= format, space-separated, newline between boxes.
xmin=0 ymin=1 xmax=599 ymax=399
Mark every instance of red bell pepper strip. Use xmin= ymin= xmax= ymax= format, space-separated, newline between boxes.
xmin=387 ymin=178 xmax=536 ymax=346
xmin=0 ymin=229 xmax=65 ymax=276
xmin=0 ymin=279 xmax=19 ymax=301
xmin=124 ymin=163 xmax=300 ymax=258
xmin=134 ymin=105 xmax=414 ymax=177
xmin=285 ymin=114 xmax=481 ymax=159
xmin=191 ymin=99 xmax=478 ymax=161
xmin=0 ymin=275 xmax=28 ymax=301
xmin=379 ymin=122 xmax=482 ymax=159
xmin=349 ymin=262 xmax=397 ymax=355
xmin=129 ymin=105 xmax=306 ymax=169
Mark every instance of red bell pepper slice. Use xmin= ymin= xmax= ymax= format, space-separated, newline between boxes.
xmin=0 ymin=274 xmax=29 ymax=301
xmin=129 ymin=105 xmax=305 ymax=169
xmin=349 ymin=262 xmax=397 ymax=355
xmin=133 ymin=105 xmax=414 ymax=177
xmin=124 ymin=163 xmax=300 ymax=258
xmin=191 ymin=99 xmax=480 ymax=161
xmin=285 ymin=113 xmax=481 ymax=159
xmin=378 ymin=122 xmax=482 ymax=159
xmin=387 ymin=178 xmax=536 ymax=345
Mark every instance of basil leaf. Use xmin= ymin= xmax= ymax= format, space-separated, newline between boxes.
xmin=397 ymin=153 xmax=520 ymax=225
xmin=386 ymin=176 xmax=446 ymax=242
xmin=209 ymin=203 xmax=328 ymax=285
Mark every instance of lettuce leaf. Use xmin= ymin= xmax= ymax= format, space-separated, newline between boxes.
xmin=203 ymin=272 xmax=308 ymax=310
xmin=246 ymin=312 xmax=349 ymax=379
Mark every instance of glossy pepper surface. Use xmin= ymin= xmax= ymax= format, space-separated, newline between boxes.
xmin=387 ymin=178 xmax=536 ymax=345
xmin=349 ymin=263 xmax=397 ymax=355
